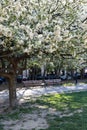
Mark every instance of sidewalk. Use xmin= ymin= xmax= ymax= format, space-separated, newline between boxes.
xmin=0 ymin=83 xmax=87 ymax=103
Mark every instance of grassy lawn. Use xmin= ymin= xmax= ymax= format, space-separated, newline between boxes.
xmin=61 ymin=79 xmax=87 ymax=86
xmin=0 ymin=91 xmax=87 ymax=130
xmin=34 ymin=91 xmax=87 ymax=130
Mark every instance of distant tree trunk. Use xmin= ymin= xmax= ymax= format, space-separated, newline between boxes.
xmin=41 ymin=64 xmax=45 ymax=77
xmin=80 ymin=68 xmax=84 ymax=79
xmin=62 ymin=70 xmax=65 ymax=75
xmin=57 ymin=69 xmax=61 ymax=77
xmin=70 ymin=69 xmax=74 ymax=78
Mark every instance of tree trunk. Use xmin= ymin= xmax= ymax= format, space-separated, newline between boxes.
xmin=80 ymin=69 xmax=84 ymax=79
xmin=0 ymin=73 xmax=17 ymax=108
xmin=8 ymin=76 xmax=17 ymax=108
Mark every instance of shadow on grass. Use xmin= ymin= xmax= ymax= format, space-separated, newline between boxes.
xmin=34 ymin=91 xmax=87 ymax=130
xmin=1 ymin=91 xmax=87 ymax=130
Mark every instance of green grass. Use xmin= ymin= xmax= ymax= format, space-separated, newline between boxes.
xmin=62 ymin=82 xmax=75 ymax=86
xmin=35 ymin=92 xmax=84 ymax=111
xmin=62 ymin=80 xmax=87 ymax=86
xmin=0 ymin=105 xmax=34 ymax=120
xmin=34 ymin=91 xmax=87 ymax=130
xmin=0 ymin=124 xmax=4 ymax=130
xmin=1 ymin=91 xmax=87 ymax=130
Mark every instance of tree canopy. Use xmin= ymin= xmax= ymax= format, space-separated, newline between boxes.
xmin=0 ymin=0 xmax=87 ymax=62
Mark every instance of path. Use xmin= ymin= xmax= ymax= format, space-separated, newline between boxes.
xmin=0 ymin=83 xmax=87 ymax=104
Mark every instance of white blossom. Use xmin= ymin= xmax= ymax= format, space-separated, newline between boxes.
xmin=0 ymin=0 xmax=87 ymax=57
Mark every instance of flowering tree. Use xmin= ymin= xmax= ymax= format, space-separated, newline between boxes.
xmin=0 ymin=0 xmax=87 ymax=108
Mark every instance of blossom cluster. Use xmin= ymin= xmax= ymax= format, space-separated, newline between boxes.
xmin=0 ymin=0 xmax=87 ymax=57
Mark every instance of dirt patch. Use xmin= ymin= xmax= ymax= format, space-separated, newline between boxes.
xmin=0 ymin=102 xmax=62 ymax=130
xmin=2 ymin=120 xmax=48 ymax=130
xmin=1 ymin=114 xmax=48 ymax=130
xmin=0 ymin=103 xmax=49 ymax=130
xmin=0 ymin=100 xmax=83 ymax=130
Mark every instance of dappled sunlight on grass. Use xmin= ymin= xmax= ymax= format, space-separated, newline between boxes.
xmin=35 ymin=92 xmax=85 ymax=111
xmin=33 ymin=91 xmax=87 ymax=130
xmin=63 ymin=82 xmax=75 ymax=86
xmin=1 ymin=91 xmax=87 ymax=130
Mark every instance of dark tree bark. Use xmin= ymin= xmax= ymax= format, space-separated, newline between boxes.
xmin=0 ymin=53 xmax=27 ymax=108
xmin=8 ymin=75 xmax=17 ymax=108
xmin=0 ymin=73 xmax=17 ymax=108
xmin=80 ymin=68 xmax=85 ymax=79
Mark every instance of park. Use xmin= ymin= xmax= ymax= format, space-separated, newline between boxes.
xmin=0 ymin=0 xmax=87 ymax=129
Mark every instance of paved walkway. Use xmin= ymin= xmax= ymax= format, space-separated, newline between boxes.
xmin=0 ymin=83 xmax=87 ymax=103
